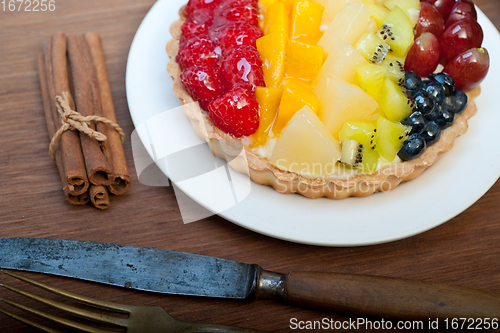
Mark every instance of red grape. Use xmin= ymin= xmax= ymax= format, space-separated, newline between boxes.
xmin=443 ymin=48 xmax=490 ymax=91
xmin=415 ymin=2 xmax=445 ymax=38
xmin=405 ymin=33 xmax=440 ymax=78
xmin=421 ymin=0 xmax=455 ymax=21
xmin=439 ymin=18 xmax=483 ymax=65
xmin=446 ymin=0 xmax=478 ymax=27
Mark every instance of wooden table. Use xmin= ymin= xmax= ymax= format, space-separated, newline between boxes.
xmin=1 ymin=1 xmax=499 ymax=332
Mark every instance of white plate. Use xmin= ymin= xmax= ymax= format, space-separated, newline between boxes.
xmin=126 ymin=0 xmax=500 ymax=246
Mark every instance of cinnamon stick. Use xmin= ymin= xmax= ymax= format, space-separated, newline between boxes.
xmin=84 ymin=33 xmax=131 ymax=195
xmin=38 ymin=55 xmax=90 ymax=206
xmin=44 ymin=35 xmax=89 ymax=196
xmin=67 ymin=35 xmax=114 ymax=186
xmin=89 ymin=185 xmax=110 ymax=210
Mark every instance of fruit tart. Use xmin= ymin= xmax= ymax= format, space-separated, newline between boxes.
xmin=166 ymin=0 xmax=489 ymax=199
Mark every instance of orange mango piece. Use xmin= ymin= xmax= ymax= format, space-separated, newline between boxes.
xmin=263 ymin=2 xmax=289 ymax=37
xmin=253 ymin=87 xmax=284 ymax=147
xmin=290 ymin=0 xmax=325 ymax=44
xmin=284 ymin=39 xmax=324 ymax=81
xmin=256 ymin=33 xmax=287 ymax=88
xmin=279 ymin=0 xmax=294 ymax=12
xmin=273 ymin=80 xmax=321 ymax=134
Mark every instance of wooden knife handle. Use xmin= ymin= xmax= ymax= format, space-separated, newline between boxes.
xmin=283 ymin=271 xmax=500 ymax=320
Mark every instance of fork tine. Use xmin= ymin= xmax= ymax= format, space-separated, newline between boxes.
xmin=0 ymin=306 xmax=63 ymax=333
xmin=0 ymin=280 xmax=128 ymax=328
xmin=1 ymin=270 xmax=130 ymax=313
xmin=0 ymin=295 xmax=110 ymax=333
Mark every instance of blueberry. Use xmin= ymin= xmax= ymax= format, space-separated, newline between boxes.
xmin=405 ymin=71 xmax=423 ymax=92
xmin=422 ymin=121 xmax=441 ymax=146
xmin=435 ymin=105 xmax=454 ymax=129
xmin=445 ymin=89 xmax=468 ymax=114
xmin=424 ymin=81 xmax=446 ymax=104
xmin=422 ymin=102 xmax=439 ymax=122
xmin=429 ymin=73 xmax=455 ymax=96
xmin=398 ymin=133 xmax=426 ymax=161
xmin=413 ymin=90 xmax=436 ymax=116
xmin=402 ymin=112 xmax=426 ymax=135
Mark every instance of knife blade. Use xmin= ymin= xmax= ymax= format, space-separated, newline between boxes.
xmin=1 ymin=237 xmax=499 ymax=321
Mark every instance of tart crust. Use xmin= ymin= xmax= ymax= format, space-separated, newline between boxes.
xmin=166 ymin=11 xmax=480 ymax=199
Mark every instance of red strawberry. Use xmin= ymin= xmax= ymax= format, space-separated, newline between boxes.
xmin=208 ymin=86 xmax=259 ymax=137
xmin=223 ymin=0 xmax=258 ymax=9
xmin=215 ymin=23 xmax=263 ymax=54
xmin=176 ymin=36 xmax=221 ymax=69
xmin=213 ymin=4 xmax=259 ymax=27
xmin=180 ymin=65 xmax=225 ymax=110
xmin=221 ymin=46 xmax=265 ymax=90
xmin=181 ymin=21 xmax=209 ymax=44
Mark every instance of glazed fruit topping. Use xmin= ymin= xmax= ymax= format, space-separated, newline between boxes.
xmin=178 ymin=0 xmax=264 ymax=137
xmin=415 ymin=2 xmax=444 ymax=38
xmin=176 ymin=36 xmax=220 ymax=69
xmin=399 ymin=71 xmax=469 ymax=160
xmin=208 ymin=86 xmax=260 ymax=137
xmin=180 ymin=64 xmax=225 ymax=110
xmin=215 ymin=23 xmax=263 ymax=54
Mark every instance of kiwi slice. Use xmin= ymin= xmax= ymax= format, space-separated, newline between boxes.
xmin=377 ymin=6 xmax=414 ymax=58
xmin=340 ymin=139 xmax=380 ymax=173
xmin=356 ymin=31 xmax=390 ymax=64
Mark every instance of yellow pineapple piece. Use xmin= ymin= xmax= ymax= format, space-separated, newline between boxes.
xmin=314 ymin=40 xmax=366 ymax=91
xmin=321 ymin=0 xmax=351 ymax=26
xmin=273 ymin=80 xmax=321 ymax=134
xmin=253 ymin=87 xmax=284 ymax=147
xmin=256 ymin=33 xmax=286 ymax=87
xmin=269 ymin=106 xmax=341 ymax=178
xmin=285 ymin=39 xmax=324 ymax=81
xmin=316 ymin=79 xmax=379 ymax=139
xmin=318 ymin=1 xmax=371 ymax=55
xmin=355 ymin=63 xmax=386 ymax=101
xmin=263 ymin=2 xmax=289 ymax=37
xmin=290 ymin=0 xmax=325 ymax=45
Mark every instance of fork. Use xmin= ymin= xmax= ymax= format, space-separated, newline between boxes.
xmin=0 ymin=270 xmax=267 ymax=333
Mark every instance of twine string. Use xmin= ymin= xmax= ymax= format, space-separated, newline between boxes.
xmin=49 ymin=92 xmax=125 ymax=161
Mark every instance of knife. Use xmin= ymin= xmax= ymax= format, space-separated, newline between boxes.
xmin=1 ymin=238 xmax=499 ymax=321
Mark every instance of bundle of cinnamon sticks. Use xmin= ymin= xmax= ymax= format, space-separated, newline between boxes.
xmin=38 ymin=32 xmax=130 ymax=210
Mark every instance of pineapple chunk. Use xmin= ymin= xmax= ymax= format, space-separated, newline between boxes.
xmin=269 ymin=106 xmax=341 ymax=178
xmin=378 ymin=6 xmax=414 ymax=58
xmin=376 ymin=116 xmax=409 ymax=161
xmin=379 ymin=77 xmax=412 ymax=121
xmin=273 ymin=80 xmax=321 ymax=134
xmin=256 ymin=33 xmax=287 ymax=87
xmin=285 ymin=39 xmax=324 ymax=81
xmin=290 ymin=0 xmax=325 ymax=45
xmin=383 ymin=0 xmax=421 ymax=26
xmin=253 ymin=87 xmax=284 ymax=147
xmin=321 ymin=0 xmax=352 ymax=26
xmin=263 ymin=2 xmax=290 ymax=37
xmin=316 ymin=79 xmax=379 ymax=139
xmin=318 ymin=1 xmax=371 ymax=54
xmin=355 ymin=63 xmax=386 ymax=101
xmin=314 ymin=40 xmax=366 ymax=88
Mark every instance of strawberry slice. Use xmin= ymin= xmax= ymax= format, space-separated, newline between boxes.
xmin=208 ymin=86 xmax=260 ymax=137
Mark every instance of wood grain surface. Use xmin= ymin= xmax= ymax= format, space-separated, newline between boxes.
xmin=1 ymin=0 xmax=499 ymax=332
